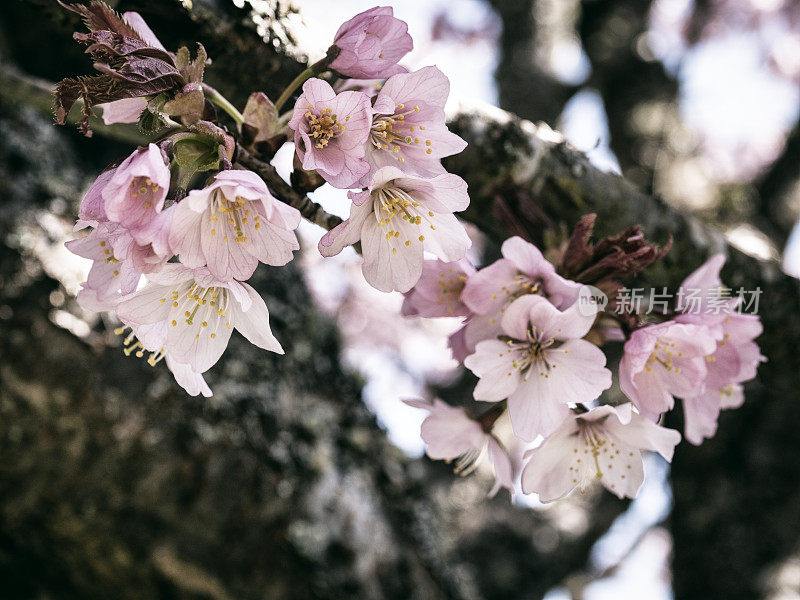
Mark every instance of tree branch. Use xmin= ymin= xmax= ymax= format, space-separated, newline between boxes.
xmin=235 ymin=147 xmax=343 ymax=231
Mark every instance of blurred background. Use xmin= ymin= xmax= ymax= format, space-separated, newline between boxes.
xmin=1 ymin=0 xmax=799 ymax=599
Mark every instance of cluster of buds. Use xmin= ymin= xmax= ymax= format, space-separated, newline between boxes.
xmin=58 ymin=3 xmax=763 ymax=505
xmin=402 ymin=223 xmax=764 ymax=501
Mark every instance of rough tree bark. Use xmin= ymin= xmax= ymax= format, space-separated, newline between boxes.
xmin=0 ymin=2 xmax=798 ymax=600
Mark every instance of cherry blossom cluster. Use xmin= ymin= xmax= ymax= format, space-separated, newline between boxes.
xmin=57 ymin=3 xmax=764 ymax=506
xmin=60 ymin=4 xmax=470 ymax=395
xmin=402 ymin=234 xmax=764 ymax=502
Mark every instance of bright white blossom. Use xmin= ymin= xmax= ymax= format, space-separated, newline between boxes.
xmin=521 ymin=404 xmax=681 ymax=501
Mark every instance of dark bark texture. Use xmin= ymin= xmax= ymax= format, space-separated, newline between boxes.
xmin=0 ymin=1 xmax=798 ymax=600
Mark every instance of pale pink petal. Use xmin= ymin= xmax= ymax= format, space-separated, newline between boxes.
xmin=399 ymin=173 xmax=469 ymax=213
xmin=603 ymin=409 xmax=682 ymax=461
xmin=378 ymin=66 xmax=451 ymax=110
xmin=507 ymin=382 xmax=573 ymax=440
xmin=487 ymin=437 xmax=515 ymax=497
xmin=329 ymin=91 xmax=372 ymax=150
xmin=166 ymin=298 xmax=232 ymax=373
xmin=421 ymin=211 xmax=471 ymax=263
xmin=116 ymin=283 xmax=173 ymax=326
xmin=598 ymin=444 xmax=645 ymax=499
xmin=165 ymin=356 xmax=213 ymax=398
xmin=461 ymin=259 xmax=520 ymax=314
xmin=200 ymin=209 xmax=258 ymax=281
xmin=520 ymin=422 xmax=581 ymax=501
xmin=502 ymin=236 xmax=555 ymax=279
xmin=538 ymin=339 xmax=612 ymax=404
xmin=317 ymin=152 xmax=371 ymax=189
xmin=319 ymin=200 xmax=374 ymax=257
xmin=682 ymin=394 xmax=721 ymax=445
xmin=169 ymin=202 xmax=206 ymax=269
xmin=720 ymin=383 xmax=745 ymax=409
xmin=360 ymin=208 xmax=424 ymax=292
xmin=231 ymin=283 xmax=284 ymax=354
xmin=463 ymin=311 xmax=503 ymax=353
xmin=418 ymin=402 xmax=485 ymax=459
xmin=77 ymin=169 xmax=115 ymax=227
xmin=464 ymin=340 xmax=523 ymax=401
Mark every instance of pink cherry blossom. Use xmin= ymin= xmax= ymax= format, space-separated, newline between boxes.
xmin=75 ymin=168 xmax=116 ymax=230
xmin=401 ymin=258 xmax=475 ymax=318
xmin=464 ymin=292 xmax=612 ymax=441
xmin=116 ymin=264 xmax=283 ymax=373
xmin=102 ymin=144 xmax=171 ymax=239
xmin=462 ymin=236 xmax=583 ymax=315
xmin=170 ymin=169 xmax=301 ymax=281
xmin=672 ymin=254 xmax=765 ymax=444
xmin=319 ymin=166 xmax=471 ymax=293
xmin=288 ymin=79 xmax=372 ymax=189
xmin=95 ymin=12 xmax=164 ymax=124
xmin=404 ymin=398 xmax=513 ymax=497
xmin=619 ymin=321 xmax=718 ymax=420
xmin=521 ymin=404 xmax=681 ymax=502
xmin=359 ymin=66 xmax=467 ymax=183
xmin=328 ymin=7 xmax=413 ymax=79
xmin=67 ymin=204 xmax=174 ymax=312
xmin=678 ymin=313 xmax=764 ymax=444
xmin=458 ymin=237 xmax=584 ymax=358
xmin=66 ymin=223 xmax=142 ymax=311
xmin=448 ymin=324 xmax=471 ymax=363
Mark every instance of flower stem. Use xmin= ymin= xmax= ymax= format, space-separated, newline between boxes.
xmin=273 ymin=58 xmax=329 ymax=113
xmin=202 ymin=83 xmax=244 ymax=126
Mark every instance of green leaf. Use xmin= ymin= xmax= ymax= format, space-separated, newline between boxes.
xmin=138 ymin=108 xmax=168 ymax=135
xmin=172 ymin=136 xmax=220 ymax=173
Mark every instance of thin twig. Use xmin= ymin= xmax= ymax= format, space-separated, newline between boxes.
xmin=0 ymin=62 xmax=146 ymax=145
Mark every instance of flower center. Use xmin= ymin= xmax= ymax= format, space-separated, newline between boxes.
xmin=209 ymin=192 xmax=261 ymax=244
xmin=160 ymin=281 xmax=233 ymax=341
xmin=645 ymin=338 xmax=683 ymax=374
xmin=503 ymin=325 xmax=557 ymax=374
xmin=372 ymin=186 xmax=438 ymax=255
xmin=305 ymin=106 xmax=348 ymax=149
xmin=128 ymin=176 xmax=159 ymax=208
xmin=369 ymin=103 xmax=433 ymax=164
xmin=579 ymin=423 xmax=610 ymax=480
xmin=436 ymin=268 xmax=468 ymax=312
